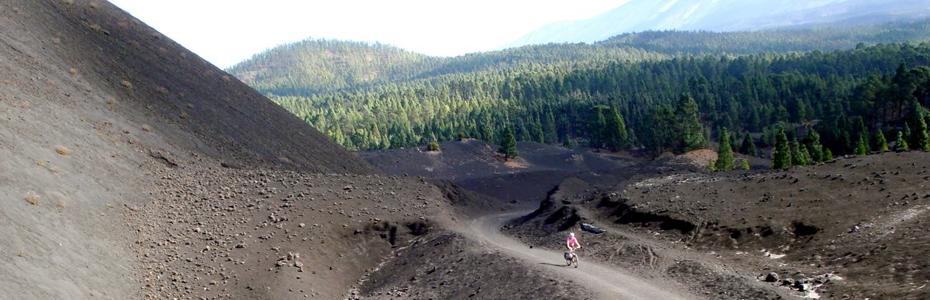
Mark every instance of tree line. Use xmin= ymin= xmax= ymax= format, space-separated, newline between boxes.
xmin=268 ymin=42 xmax=930 ymax=167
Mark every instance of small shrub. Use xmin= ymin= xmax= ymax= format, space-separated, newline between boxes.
xmin=24 ymin=192 xmax=40 ymax=206
xmin=55 ymin=145 xmax=72 ymax=156
xmin=36 ymin=160 xmax=59 ymax=173
xmin=427 ymin=141 xmax=440 ymax=152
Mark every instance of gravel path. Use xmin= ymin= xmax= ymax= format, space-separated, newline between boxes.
xmin=457 ymin=211 xmax=695 ymax=300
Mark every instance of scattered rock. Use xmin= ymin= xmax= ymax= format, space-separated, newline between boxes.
xmin=148 ymin=150 xmax=178 ymax=167
xmin=764 ymin=272 xmax=779 ymax=282
xmin=580 ymin=223 xmax=605 ymax=234
xmin=221 ymin=161 xmax=243 ymax=169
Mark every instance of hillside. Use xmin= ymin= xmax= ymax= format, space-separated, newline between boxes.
xmin=261 ymin=42 xmax=930 ymax=158
xmin=0 ymin=0 xmax=371 ymax=173
xmin=0 ymin=1 xmax=454 ymax=299
xmin=361 ymin=140 xmax=642 ymax=203
xmin=512 ymin=0 xmax=930 ymax=46
xmin=229 ymin=18 xmax=930 ymax=154
xmin=227 ymin=39 xmax=441 ymax=96
xmin=231 ymin=19 xmax=930 ymax=99
xmin=229 ymin=39 xmax=665 ymax=97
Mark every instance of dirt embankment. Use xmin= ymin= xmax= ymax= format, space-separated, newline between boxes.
xmin=531 ymin=152 xmax=930 ymax=299
xmin=620 ymin=152 xmax=930 ymax=299
xmin=504 ymin=178 xmax=790 ymax=300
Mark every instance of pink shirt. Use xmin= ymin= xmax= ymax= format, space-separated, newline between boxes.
xmin=566 ymin=235 xmax=580 ymax=248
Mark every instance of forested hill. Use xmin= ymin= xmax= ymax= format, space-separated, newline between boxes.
xmin=274 ymin=43 xmax=930 ymax=155
xmin=601 ymin=19 xmax=930 ymax=55
xmin=227 ymin=40 xmax=441 ymax=96
xmin=230 ymin=19 xmax=930 ymax=164
xmin=231 ymin=19 xmax=930 ymax=97
xmin=228 ymin=40 xmax=665 ymax=96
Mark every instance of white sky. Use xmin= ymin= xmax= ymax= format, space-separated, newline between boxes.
xmin=109 ymin=0 xmax=631 ymax=68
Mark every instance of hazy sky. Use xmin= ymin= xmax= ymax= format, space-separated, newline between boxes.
xmin=109 ymin=0 xmax=631 ymax=68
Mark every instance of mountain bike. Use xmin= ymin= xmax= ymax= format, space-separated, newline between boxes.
xmin=564 ymin=248 xmax=579 ymax=268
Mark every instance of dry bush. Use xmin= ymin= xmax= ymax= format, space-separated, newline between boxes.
xmin=36 ymin=160 xmax=59 ymax=173
xmin=55 ymin=145 xmax=72 ymax=156
xmin=24 ymin=192 xmax=40 ymax=206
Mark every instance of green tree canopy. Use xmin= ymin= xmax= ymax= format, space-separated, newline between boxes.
xmin=715 ymin=128 xmax=735 ymax=171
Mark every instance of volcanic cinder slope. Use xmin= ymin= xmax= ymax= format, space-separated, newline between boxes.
xmin=362 ymin=140 xmax=641 ymax=205
xmin=0 ymin=1 xmax=606 ymax=299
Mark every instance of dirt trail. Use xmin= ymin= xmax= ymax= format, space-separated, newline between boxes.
xmin=456 ymin=211 xmax=695 ymax=300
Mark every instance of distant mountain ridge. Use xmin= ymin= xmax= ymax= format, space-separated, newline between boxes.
xmin=228 ymin=40 xmax=665 ymax=96
xmin=227 ymin=39 xmax=441 ymax=96
xmin=511 ymin=0 xmax=930 ymax=47
xmin=600 ymin=19 xmax=930 ymax=55
xmin=231 ymin=18 xmax=930 ymax=97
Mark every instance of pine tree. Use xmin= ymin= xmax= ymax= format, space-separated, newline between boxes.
xmin=499 ymin=127 xmax=518 ymax=159
xmin=739 ymin=132 xmax=757 ymax=157
xmin=772 ymin=127 xmax=791 ymax=170
xmin=740 ymin=159 xmax=751 ymax=171
xmin=803 ymin=129 xmax=824 ymax=162
xmin=543 ymin=111 xmax=558 ymax=144
xmin=676 ymin=94 xmax=706 ymax=152
xmin=646 ymin=104 xmax=676 ymax=154
xmin=790 ymin=137 xmax=809 ymax=166
xmin=427 ymin=140 xmax=441 ymax=152
xmin=806 ymin=144 xmax=820 ymax=163
xmin=873 ymin=129 xmax=889 ymax=152
xmin=895 ymin=130 xmax=910 ymax=152
xmin=911 ymin=102 xmax=930 ymax=151
xmin=715 ymin=128 xmax=735 ymax=171
xmin=426 ymin=133 xmax=441 ymax=152
xmin=590 ymin=107 xmax=607 ymax=148
xmin=604 ymin=107 xmax=630 ymax=151
xmin=824 ymin=148 xmax=834 ymax=161
xmin=800 ymin=146 xmax=812 ymax=165
xmin=855 ymin=134 xmax=869 ymax=155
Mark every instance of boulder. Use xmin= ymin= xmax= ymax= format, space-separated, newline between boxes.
xmin=580 ymin=223 xmax=605 ymax=234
